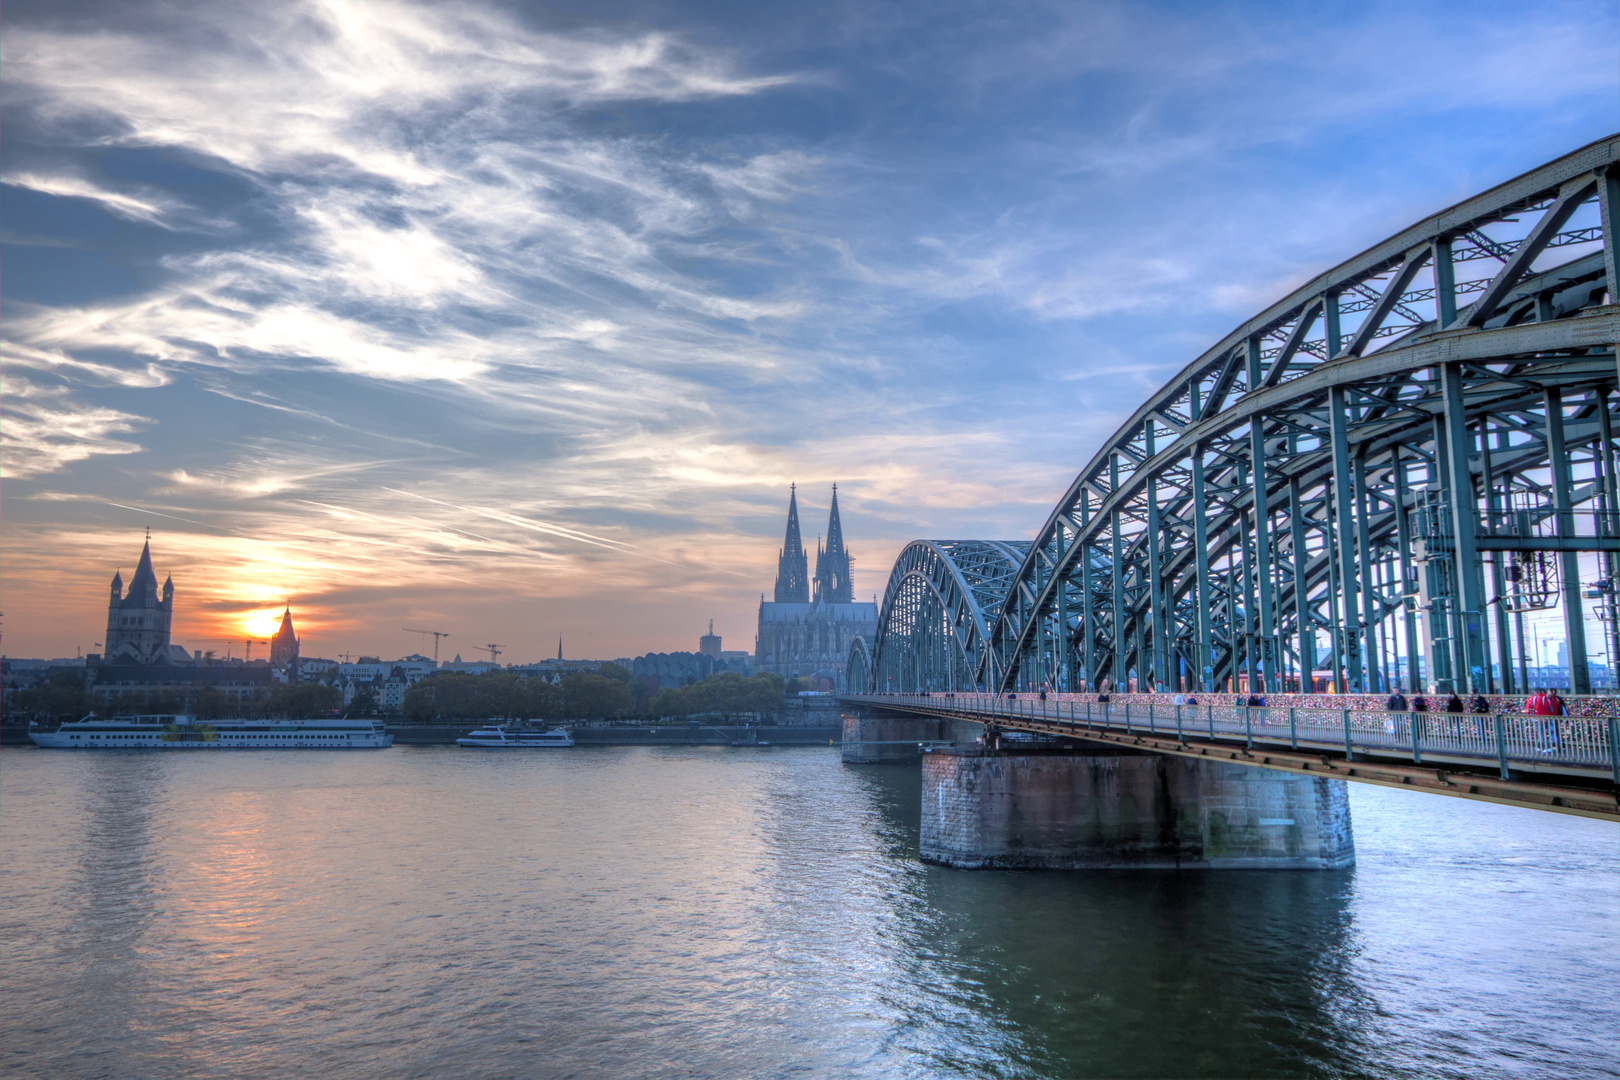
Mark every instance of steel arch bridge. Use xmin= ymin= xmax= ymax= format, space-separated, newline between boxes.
xmin=854 ymin=135 xmax=1620 ymax=698
xmin=858 ymin=540 xmax=1029 ymax=693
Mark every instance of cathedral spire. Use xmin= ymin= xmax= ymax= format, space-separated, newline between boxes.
xmin=773 ymin=484 xmax=809 ymax=603
xmin=814 ymin=484 xmax=853 ymax=603
xmin=826 ymin=484 xmax=846 ymax=561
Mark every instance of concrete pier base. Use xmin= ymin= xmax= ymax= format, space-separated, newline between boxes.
xmin=920 ymin=748 xmax=1354 ymax=869
xmin=842 ymin=712 xmax=955 ymax=763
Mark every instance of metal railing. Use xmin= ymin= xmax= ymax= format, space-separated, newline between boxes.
xmin=1477 ymin=507 xmax=1620 ymax=539
xmin=846 ymin=692 xmax=1620 ymax=783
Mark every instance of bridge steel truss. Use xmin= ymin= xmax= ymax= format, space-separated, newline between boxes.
xmin=992 ymin=135 xmax=1620 ymax=697
xmin=855 ymin=136 xmax=1620 ymax=698
xmin=864 ymin=541 xmax=1029 ymax=693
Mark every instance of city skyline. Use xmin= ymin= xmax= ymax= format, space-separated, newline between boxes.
xmin=3 ymin=1 xmax=1616 ymax=661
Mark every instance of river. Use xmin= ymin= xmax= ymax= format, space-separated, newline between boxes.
xmin=1 ymin=745 xmax=1615 ymax=1078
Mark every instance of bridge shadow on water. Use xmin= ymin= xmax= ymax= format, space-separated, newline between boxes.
xmin=849 ymin=761 xmax=1381 ymax=1080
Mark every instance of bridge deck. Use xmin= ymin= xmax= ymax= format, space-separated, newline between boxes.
xmin=840 ymin=693 xmax=1620 ymax=822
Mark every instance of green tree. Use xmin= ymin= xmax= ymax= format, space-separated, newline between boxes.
xmin=402 ymin=671 xmax=563 ymax=722
xmin=643 ymin=672 xmax=787 ymax=720
xmin=16 ymin=672 xmax=87 ymax=722
xmin=404 ymin=671 xmax=470 ymax=720
xmin=596 ymin=662 xmax=631 ymax=683
xmin=193 ymin=687 xmax=234 ymax=719
xmin=560 ymin=673 xmax=632 ymax=720
xmin=140 ymin=688 xmax=186 ymax=715
xmin=259 ymin=682 xmax=342 ymax=719
xmin=348 ymin=685 xmax=380 ymax=717
xmin=108 ymin=688 xmax=152 ymax=716
xmin=650 ymin=687 xmax=686 ymax=718
xmin=522 ymin=676 xmax=563 ymax=721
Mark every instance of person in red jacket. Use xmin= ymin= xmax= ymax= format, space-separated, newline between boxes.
xmin=1526 ymin=688 xmax=1559 ymax=754
xmin=1544 ymin=690 xmax=1567 ymax=753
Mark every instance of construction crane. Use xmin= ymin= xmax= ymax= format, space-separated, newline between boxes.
xmin=403 ymin=627 xmax=451 ymax=662
xmin=221 ymin=638 xmax=269 ymax=661
xmin=476 ymin=643 xmax=504 ymax=663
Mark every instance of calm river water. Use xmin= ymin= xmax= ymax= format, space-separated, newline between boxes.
xmin=1 ymin=745 xmax=1616 ymax=1079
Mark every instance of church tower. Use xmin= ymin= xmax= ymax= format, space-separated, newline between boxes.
xmin=773 ymin=484 xmax=810 ymax=603
xmin=104 ymin=538 xmax=176 ymax=665
xmin=270 ymin=606 xmax=300 ymax=671
xmin=813 ymin=483 xmax=854 ymax=604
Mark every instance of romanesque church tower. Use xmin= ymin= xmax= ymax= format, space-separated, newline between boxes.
xmin=104 ymin=538 xmax=176 ymax=665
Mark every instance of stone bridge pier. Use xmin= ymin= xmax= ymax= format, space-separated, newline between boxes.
xmin=841 ymin=710 xmax=971 ymax=763
xmin=920 ymin=747 xmax=1354 ymax=870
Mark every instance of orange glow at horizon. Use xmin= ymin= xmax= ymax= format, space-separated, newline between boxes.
xmin=243 ymin=610 xmax=285 ymax=640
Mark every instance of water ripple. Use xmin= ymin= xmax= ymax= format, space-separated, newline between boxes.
xmin=1 ymin=746 xmax=1615 ymax=1079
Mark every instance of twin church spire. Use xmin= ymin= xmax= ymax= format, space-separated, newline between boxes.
xmin=772 ymin=484 xmax=853 ymax=604
xmin=774 ymin=484 xmax=809 ymax=602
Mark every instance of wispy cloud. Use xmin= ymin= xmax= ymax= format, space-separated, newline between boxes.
xmin=1 ymin=376 xmax=149 ymax=477
xmin=3 ymin=172 xmax=188 ymax=228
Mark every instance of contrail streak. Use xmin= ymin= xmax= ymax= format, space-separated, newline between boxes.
xmin=380 ymin=488 xmax=645 ymax=554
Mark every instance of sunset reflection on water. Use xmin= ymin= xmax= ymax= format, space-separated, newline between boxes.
xmin=2 ymin=746 xmax=1615 ymax=1079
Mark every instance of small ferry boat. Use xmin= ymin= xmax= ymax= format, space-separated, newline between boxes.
xmin=29 ymin=714 xmax=393 ymax=749
xmin=456 ymin=724 xmax=574 ymax=748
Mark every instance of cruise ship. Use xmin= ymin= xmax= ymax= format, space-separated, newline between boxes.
xmin=456 ymin=724 xmax=574 ymax=748
xmin=29 ymin=715 xmax=393 ymax=749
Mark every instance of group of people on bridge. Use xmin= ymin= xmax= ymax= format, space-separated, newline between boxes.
xmin=1382 ymin=689 xmax=1569 ymax=718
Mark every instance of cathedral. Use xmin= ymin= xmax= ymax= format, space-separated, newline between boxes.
xmin=754 ymin=485 xmax=876 ymax=690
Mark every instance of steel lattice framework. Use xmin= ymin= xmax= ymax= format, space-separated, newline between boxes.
xmin=861 ymin=541 xmax=1029 ymax=693
xmin=856 ymin=136 xmax=1620 ymax=698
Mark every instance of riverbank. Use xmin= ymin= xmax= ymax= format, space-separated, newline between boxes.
xmin=389 ymin=723 xmax=843 ymax=746
xmin=0 ymin=722 xmax=844 ymax=747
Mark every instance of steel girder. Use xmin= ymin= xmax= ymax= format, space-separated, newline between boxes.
xmin=846 ymin=634 xmax=874 ymax=694
xmin=985 ymin=134 xmax=1620 ymax=696
xmin=860 ymin=540 xmax=1030 ymax=693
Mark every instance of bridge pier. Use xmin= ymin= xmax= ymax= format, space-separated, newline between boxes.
xmin=841 ymin=711 xmax=959 ymax=763
xmin=920 ymin=747 xmax=1354 ymax=870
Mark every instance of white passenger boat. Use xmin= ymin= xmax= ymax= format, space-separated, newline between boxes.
xmin=29 ymin=714 xmax=393 ymax=749
xmin=455 ymin=724 xmax=574 ymax=748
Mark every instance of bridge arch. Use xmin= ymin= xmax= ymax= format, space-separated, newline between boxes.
xmin=860 ymin=540 xmax=1029 ymax=692
xmin=869 ymin=135 xmax=1620 ymax=698
xmin=845 ymin=633 xmax=873 ymax=696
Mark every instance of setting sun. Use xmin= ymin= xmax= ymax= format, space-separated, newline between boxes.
xmin=243 ymin=610 xmax=284 ymax=640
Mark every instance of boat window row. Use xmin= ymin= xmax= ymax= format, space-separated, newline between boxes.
xmin=69 ymin=733 xmax=356 ymax=741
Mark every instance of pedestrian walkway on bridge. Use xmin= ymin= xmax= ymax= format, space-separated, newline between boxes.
xmin=841 ymin=691 xmax=1620 ymax=821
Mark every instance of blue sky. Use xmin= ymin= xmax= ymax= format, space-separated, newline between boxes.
xmin=2 ymin=0 xmax=1615 ymax=661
